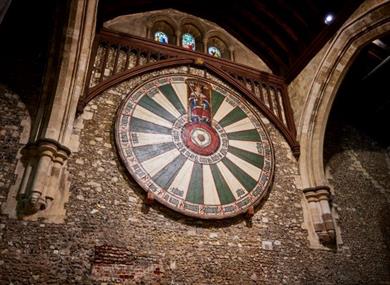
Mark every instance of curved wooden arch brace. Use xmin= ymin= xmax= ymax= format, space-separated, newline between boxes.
xmin=77 ymin=57 xmax=299 ymax=154
xmin=297 ymin=0 xmax=390 ymax=248
xmin=78 ymin=58 xmax=192 ymax=112
xmin=203 ymin=62 xmax=299 ymax=153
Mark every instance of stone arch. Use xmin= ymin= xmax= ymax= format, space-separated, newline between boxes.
xmin=179 ymin=17 xmax=206 ymax=36
xmin=179 ymin=18 xmax=205 ymax=52
xmin=149 ymin=14 xmax=179 ymax=30
xmin=205 ymin=31 xmax=230 ymax=59
xmin=298 ymin=0 xmax=390 ymax=247
xmin=150 ymin=20 xmax=176 ymax=45
xmin=299 ymin=1 xmax=390 ymax=188
xmin=148 ymin=15 xmax=179 ymax=44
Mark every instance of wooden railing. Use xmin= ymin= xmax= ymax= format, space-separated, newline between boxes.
xmin=78 ymin=29 xmax=299 ymax=157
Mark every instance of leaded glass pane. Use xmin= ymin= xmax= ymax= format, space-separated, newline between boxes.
xmin=154 ymin=31 xmax=168 ymax=44
xmin=182 ymin=33 xmax=195 ymax=50
xmin=208 ymin=46 xmax=221 ymax=58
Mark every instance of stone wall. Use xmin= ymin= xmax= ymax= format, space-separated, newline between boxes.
xmin=0 ymin=85 xmax=30 ymax=208
xmin=0 ymin=68 xmax=389 ymax=284
xmin=287 ymin=42 xmax=329 ymax=126
xmin=324 ymin=119 xmax=390 ymax=284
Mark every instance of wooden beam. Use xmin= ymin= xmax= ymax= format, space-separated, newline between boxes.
xmin=222 ymin=17 xmax=288 ymax=75
xmin=239 ymin=9 xmax=297 ymax=56
xmin=248 ymin=0 xmax=302 ymax=43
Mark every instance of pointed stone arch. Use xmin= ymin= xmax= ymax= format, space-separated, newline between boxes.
xmin=298 ymin=0 xmax=390 ymax=247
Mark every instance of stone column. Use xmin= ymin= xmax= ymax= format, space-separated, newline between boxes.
xmin=203 ymin=38 xmax=208 ymax=54
xmin=229 ymin=46 xmax=235 ymax=61
xmin=303 ymin=186 xmax=335 ymax=244
xmin=1 ymin=0 xmax=98 ymax=223
xmin=176 ymin=30 xmax=181 ymax=47
xmin=146 ymin=22 xmax=152 ymax=39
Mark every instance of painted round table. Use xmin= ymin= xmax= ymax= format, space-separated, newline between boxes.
xmin=116 ymin=74 xmax=274 ymax=219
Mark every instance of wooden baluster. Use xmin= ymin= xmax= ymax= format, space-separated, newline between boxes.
xmin=99 ymin=43 xmax=109 ymax=82
xmin=112 ymin=45 xmax=120 ymax=75
xmin=258 ymin=82 xmax=265 ymax=104
xmin=281 ymin=85 xmax=297 ymax=139
xmin=146 ymin=50 xmax=151 ymax=63
xmin=136 ymin=49 xmax=141 ymax=66
xmin=84 ymin=36 xmax=99 ymax=90
xmin=124 ymin=46 xmax=130 ymax=70
xmin=273 ymin=87 xmax=283 ymax=121
xmin=250 ymin=79 xmax=256 ymax=94
xmin=243 ymin=76 xmax=248 ymax=90
xmin=277 ymin=88 xmax=287 ymax=125
xmin=266 ymin=84 xmax=274 ymax=113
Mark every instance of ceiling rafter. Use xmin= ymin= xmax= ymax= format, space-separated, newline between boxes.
xmin=274 ymin=0 xmax=310 ymax=32
xmin=237 ymin=9 xmax=299 ymax=58
xmin=221 ymin=16 xmax=288 ymax=73
xmin=245 ymin=0 xmax=304 ymax=44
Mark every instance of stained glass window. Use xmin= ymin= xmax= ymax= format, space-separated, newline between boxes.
xmin=154 ymin=31 xmax=168 ymax=44
xmin=182 ymin=33 xmax=195 ymax=51
xmin=208 ymin=46 xmax=221 ymax=58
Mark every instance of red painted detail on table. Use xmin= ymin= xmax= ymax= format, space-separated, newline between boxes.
xmin=181 ymin=122 xmax=220 ymax=155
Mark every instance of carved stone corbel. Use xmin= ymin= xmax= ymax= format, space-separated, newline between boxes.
xmin=303 ymin=185 xmax=335 ymax=244
xmin=16 ymin=139 xmax=71 ymax=217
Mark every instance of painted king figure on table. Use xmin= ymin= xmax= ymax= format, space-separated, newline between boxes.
xmin=186 ymin=80 xmax=212 ymax=124
xmin=181 ymin=79 xmax=220 ymax=156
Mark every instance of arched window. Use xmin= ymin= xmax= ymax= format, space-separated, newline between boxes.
xmin=151 ymin=21 xmax=175 ymax=45
xmin=181 ymin=23 xmax=202 ymax=52
xmin=182 ymin=33 xmax=195 ymax=51
xmin=207 ymin=37 xmax=229 ymax=59
xmin=208 ymin=46 xmax=221 ymax=58
xmin=154 ymin=31 xmax=168 ymax=44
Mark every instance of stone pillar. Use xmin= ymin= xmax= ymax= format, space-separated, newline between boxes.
xmin=203 ymin=38 xmax=208 ymax=54
xmin=176 ymin=30 xmax=181 ymax=46
xmin=146 ymin=22 xmax=152 ymax=39
xmin=229 ymin=46 xmax=235 ymax=61
xmin=303 ymin=186 xmax=335 ymax=244
xmin=1 ymin=0 xmax=98 ymax=223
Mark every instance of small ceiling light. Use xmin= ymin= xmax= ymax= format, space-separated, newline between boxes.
xmin=324 ymin=13 xmax=335 ymax=25
xmin=372 ymin=39 xmax=387 ymax=49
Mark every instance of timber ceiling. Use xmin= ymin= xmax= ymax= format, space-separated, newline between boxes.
xmin=97 ymin=0 xmax=365 ymax=82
